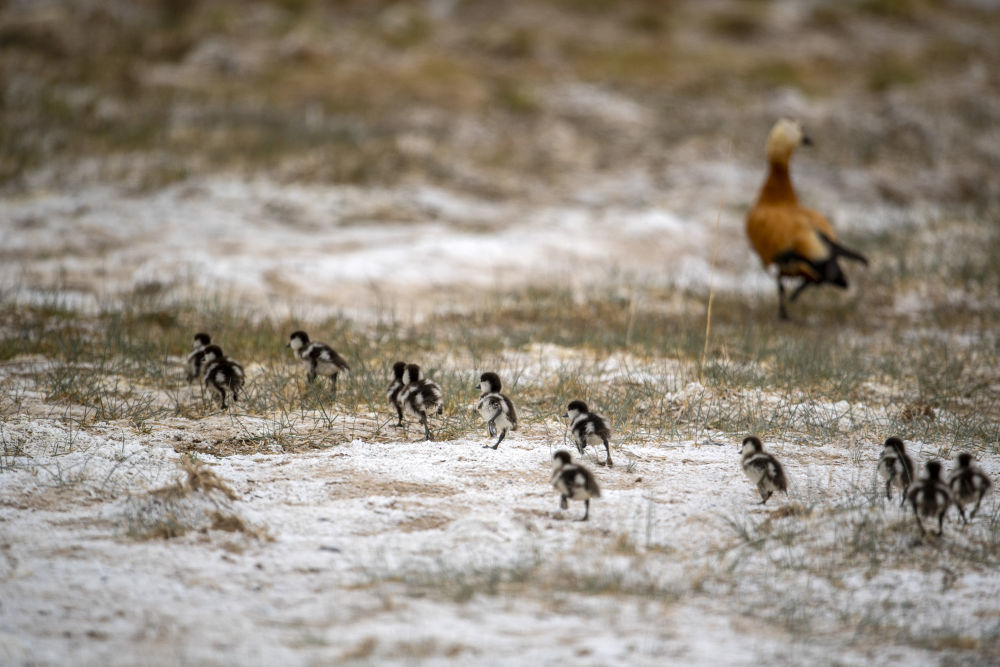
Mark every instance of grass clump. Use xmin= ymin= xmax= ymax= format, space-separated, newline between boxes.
xmin=123 ymin=455 xmax=265 ymax=540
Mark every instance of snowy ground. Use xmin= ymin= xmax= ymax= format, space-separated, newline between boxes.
xmin=1 ymin=173 xmax=774 ymax=316
xmin=2 ymin=356 xmax=999 ymax=666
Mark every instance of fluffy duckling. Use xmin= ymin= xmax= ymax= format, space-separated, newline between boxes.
xmin=877 ymin=436 xmax=915 ymax=506
xmin=399 ymin=363 xmax=443 ymax=441
xmin=907 ymin=460 xmax=953 ymax=537
xmin=386 ymin=361 xmax=407 ymax=427
xmin=185 ymin=332 xmax=212 ymax=383
xmin=739 ymin=436 xmax=788 ymax=505
xmin=287 ymin=331 xmax=350 ymax=397
xmin=201 ymin=344 xmax=244 ymax=410
xmin=476 ymin=372 xmax=518 ymax=449
xmin=746 ymin=118 xmax=868 ymax=320
xmin=563 ymin=400 xmax=613 ymax=467
xmin=551 ymin=450 xmax=601 ymax=521
xmin=948 ymin=452 xmax=992 ymax=522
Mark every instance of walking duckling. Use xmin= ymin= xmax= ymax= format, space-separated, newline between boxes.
xmin=476 ymin=372 xmax=518 ymax=449
xmin=201 ymin=344 xmax=244 ymax=410
xmin=286 ymin=330 xmax=350 ymax=397
xmin=399 ymin=363 xmax=443 ymax=441
xmin=387 ymin=361 xmax=407 ymax=427
xmin=877 ymin=436 xmax=915 ymax=506
xmin=947 ymin=452 xmax=992 ymax=523
xmin=907 ymin=460 xmax=953 ymax=537
xmin=186 ymin=332 xmax=212 ymax=383
xmin=563 ymin=400 xmax=614 ymax=467
xmin=551 ymin=450 xmax=601 ymax=521
xmin=739 ymin=436 xmax=788 ymax=505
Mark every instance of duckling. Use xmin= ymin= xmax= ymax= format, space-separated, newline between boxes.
xmin=476 ymin=372 xmax=518 ymax=449
xmin=551 ymin=450 xmax=601 ymax=521
xmin=386 ymin=361 xmax=407 ymax=427
xmin=286 ymin=330 xmax=350 ymax=397
xmin=739 ymin=436 xmax=788 ymax=505
xmin=201 ymin=344 xmax=244 ymax=410
xmin=877 ymin=436 xmax=915 ymax=506
xmin=399 ymin=363 xmax=443 ymax=441
xmin=185 ymin=332 xmax=212 ymax=383
xmin=746 ymin=118 xmax=868 ymax=320
xmin=947 ymin=452 xmax=992 ymax=522
xmin=563 ymin=400 xmax=613 ymax=467
xmin=907 ymin=460 xmax=953 ymax=537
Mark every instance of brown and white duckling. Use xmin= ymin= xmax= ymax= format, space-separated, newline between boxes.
xmin=386 ymin=361 xmax=407 ymax=427
xmin=186 ymin=332 xmax=212 ymax=383
xmin=286 ymin=330 xmax=350 ymax=397
xmin=947 ymin=452 xmax=992 ymax=523
xmin=739 ymin=436 xmax=788 ymax=505
xmin=476 ymin=372 xmax=518 ymax=449
xmin=907 ymin=460 xmax=953 ymax=537
xmin=563 ymin=400 xmax=613 ymax=467
xmin=551 ymin=450 xmax=601 ymax=521
xmin=399 ymin=363 xmax=443 ymax=441
xmin=201 ymin=344 xmax=244 ymax=410
xmin=877 ymin=436 xmax=915 ymax=506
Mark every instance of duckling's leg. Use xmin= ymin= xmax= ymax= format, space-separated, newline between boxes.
xmin=910 ymin=499 xmax=926 ymax=537
xmin=884 ymin=477 xmax=893 ymax=501
xmin=602 ymin=437 xmax=614 ymax=467
xmin=490 ymin=428 xmax=507 ymax=450
xmin=307 ymin=366 xmax=317 ymax=382
xmin=757 ymin=482 xmax=772 ymax=505
xmin=394 ymin=405 xmax=404 ymax=427
xmin=970 ymin=492 xmax=984 ymax=520
xmin=936 ymin=509 xmax=946 ymax=536
xmin=487 ymin=413 xmax=498 ymax=438
xmin=560 ymin=495 xmax=568 ymax=511
xmin=898 ymin=483 xmax=908 ymax=507
xmin=420 ymin=411 xmax=433 ymax=441
xmin=577 ymin=499 xmax=590 ymax=521
xmin=954 ymin=502 xmax=968 ymax=525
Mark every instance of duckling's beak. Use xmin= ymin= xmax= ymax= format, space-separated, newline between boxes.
xmin=802 ymin=135 xmax=813 ymax=146
xmin=561 ymin=413 xmax=568 ymax=419
xmin=285 ymin=342 xmax=291 ymax=348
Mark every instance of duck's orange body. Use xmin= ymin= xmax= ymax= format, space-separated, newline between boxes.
xmin=746 ymin=119 xmax=868 ymax=319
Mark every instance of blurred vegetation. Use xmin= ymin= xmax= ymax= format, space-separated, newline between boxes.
xmin=1 ymin=0 xmax=998 ymax=202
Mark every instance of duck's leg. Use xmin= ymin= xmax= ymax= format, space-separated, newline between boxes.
xmin=602 ymin=437 xmax=613 ymax=467
xmin=777 ymin=275 xmax=789 ymax=320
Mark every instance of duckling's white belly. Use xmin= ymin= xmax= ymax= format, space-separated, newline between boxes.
xmin=313 ymin=360 xmax=342 ymax=376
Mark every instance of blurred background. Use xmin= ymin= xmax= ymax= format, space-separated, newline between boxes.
xmin=2 ymin=0 xmax=998 ymax=313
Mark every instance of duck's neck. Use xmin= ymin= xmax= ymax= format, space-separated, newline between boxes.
xmin=758 ymin=161 xmax=798 ymax=205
